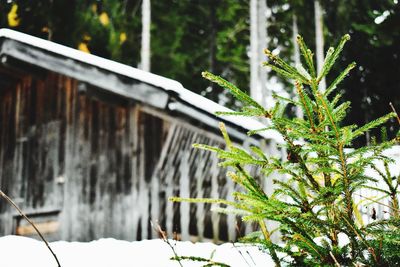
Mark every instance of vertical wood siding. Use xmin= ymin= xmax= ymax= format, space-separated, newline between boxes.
xmin=0 ymin=71 xmax=269 ymax=242
xmin=0 ymin=74 xmax=65 ymax=238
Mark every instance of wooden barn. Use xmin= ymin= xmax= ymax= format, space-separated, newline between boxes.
xmin=0 ymin=29 xmax=283 ymax=242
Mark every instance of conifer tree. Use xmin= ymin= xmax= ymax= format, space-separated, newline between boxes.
xmin=171 ymin=35 xmax=400 ymax=266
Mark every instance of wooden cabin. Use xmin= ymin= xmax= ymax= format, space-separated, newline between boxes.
xmin=0 ymin=29 xmax=283 ymax=242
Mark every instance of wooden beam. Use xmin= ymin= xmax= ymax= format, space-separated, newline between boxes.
xmin=0 ymin=39 xmax=169 ymax=109
xmin=16 ymin=221 xmax=59 ymax=236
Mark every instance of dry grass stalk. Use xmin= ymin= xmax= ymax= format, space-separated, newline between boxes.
xmin=0 ymin=189 xmax=61 ymax=267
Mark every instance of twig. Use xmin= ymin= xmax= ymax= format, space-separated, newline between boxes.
xmin=389 ymin=102 xmax=400 ymax=125
xmin=354 ymin=193 xmax=400 ymax=212
xmin=329 ymin=251 xmax=341 ymax=267
xmin=232 ymin=242 xmax=253 ymax=267
xmin=340 ymin=212 xmax=379 ymax=265
xmin=233 ymin=222 xmax=255 ymax=267
xmin=150 ymin=221 xmax=183 ymax=267
xmin=0 ymin=190 xmax=61 ymax=267
xmin=259 ymin=220 xmax=281 ymax=267
xmin=246 ymin=250 xmax=257 ymax=266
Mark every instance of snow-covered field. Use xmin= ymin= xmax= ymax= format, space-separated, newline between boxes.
xmin=0 ymin=235 xmax=273 ymax=267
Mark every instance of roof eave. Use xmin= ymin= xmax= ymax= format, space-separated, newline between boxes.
xmin=0 ymin=29 xmax=283 ymax=143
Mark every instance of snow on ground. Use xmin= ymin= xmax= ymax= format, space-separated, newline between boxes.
xmin=0 ymin=235 xmax=274 ymax=267
xmin=365 ymin=145 xmax=400 ymax=178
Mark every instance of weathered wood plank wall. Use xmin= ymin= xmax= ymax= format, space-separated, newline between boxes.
xmin=0 ymin=73 xmax=65 ymax=239
xmin=0 ymin=71 xmax=272 ymax=242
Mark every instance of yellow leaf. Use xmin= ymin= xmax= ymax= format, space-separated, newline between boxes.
xmin=119 ymin=32 xmax=127 ymax=44
xmin=8 ymin=4 xmax=20 ymax=27
xmin=353 ymin=203 xmax=364 ymax=227
xmin=83 ymin=34 xmax=91 ymax=42
xmin=78 ymin=43 xmax=90 ymax=53
xmin=99 ymin=12 xmax=110 ymax=26
xmin=91 ymin=4 xmax=97 ymax=13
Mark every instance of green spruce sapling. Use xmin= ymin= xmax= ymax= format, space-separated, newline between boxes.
xmin=171 ymin=35 xmax=400 ymax=266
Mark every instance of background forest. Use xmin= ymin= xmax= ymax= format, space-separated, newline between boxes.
xmin=1 ymin=0 xmax=399 ymax=146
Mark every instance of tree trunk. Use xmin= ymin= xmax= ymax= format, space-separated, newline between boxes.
xmin=209 ymin=0 xmax=218 ymax=101
xmin=250 ymin=0 xmax=259 ymax=103
xmin=314 ymin=0 xmax=326 ymax=91
xmin=250 ymin=0 xmax=268 ymax=108
xmin=140 ymin=0 xmax=151 ymax=72
xmin=258 ymin=0 xmax=268 ymax=108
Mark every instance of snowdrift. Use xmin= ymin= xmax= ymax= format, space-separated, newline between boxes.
xmin=0 ymin=235 xmax=273 ymax=267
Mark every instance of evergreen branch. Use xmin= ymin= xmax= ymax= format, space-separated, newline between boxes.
xmin=321 ymin=34 xmax=351 ymax=81
xmin=316 ymin=92 xmax=340 ymax=138
xmin=232 ymin=192 xmax=268 ymax=207
xmin=185 ymin=33 xmax=400 ymax=266
xmin=171 ymin=256 xmax=230 ymax=267
xmin=273 ymin=180 xmax=311 ymax=210
xmin=369 ymin=164 xmax=396 ymax=193
xmin=247 ymin=127 xmax=272 ymax=136
xmin=339 ymin=211 xmax=379 ymax=264
xmin=330 ymin=93 xmax=343 ymax=107
xmin=210 ymin=207 xmax=250 ymax=216
xmin=264 ymin=48 xmax=309 ymax=82
xmin=299 ymin=161 xmax=321 ymax=192
xmin=310 ymin=165 xmax=341 ymax=177
xmin=229 ymin=176 xmax=263 ymax=202
xmin=215 ymin=111 xmax=258 ymax=117
xmin=313 ymin=90 xmax=326 ymax=124
xmin=272 ymin=93 xmax=298 ymax=105
xmin=169 ymin=196 xmax=244 ymax=210
xmin=317 ymin=47 xmax=335 ymax=82
xmin=293 ymin=233 xmax=324 ymax=259
xmin=299 ymin=132 xmax=337 ymax=146
xmin=193 ymin=143 xmax=224 ymax=153
xmin=346 ymin=140 xmax=393 ymax=158
xmin=295 ymin=63 xmax=312 ymax=81
xmin=219 ymin=122 xmax=232 ymax=149
xmin=352 ymin=113 xmax=396 ymax=139
xmin=262 ymin=61 xmax=308 ymax=84
xmin=359 ymin=185 xmax=389 ymax=196
xmin=295 ymin=81 xmax=315 ymax=131
xmin=202 ymin=71 xmax=269 ymax=116
xmin=259 ymin=220 xmax=281 ymax=267
xmin=296 ymin=35 xmax=316 ymax=78
xmin=324 ymin=62 xmax=356 ymax=98
xmin=269 ymin=161 xmax=303 ymax=183
xmin=234 ymin=165 xmax=268 ymax=199
xmin=271 ymin=120 xmax=321 ymax=191
xmin=383 ymin=161 xmax=393 ymax=186
xmin=227 ymin=173 xmax=259 ymax=198
xmin=271 ymin=101 xmax=284 ymax=117
xmin=197 ymin=143 xmax=267 ymax=167
xmin=337 ymin=142 xmax=353 ymax=221
xmin=250 ymin=146 xmax=268 ymax=161
xmin=332 ymin=101 xmax=351 ymax=125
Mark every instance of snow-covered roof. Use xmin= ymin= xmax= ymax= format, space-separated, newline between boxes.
xmin=0 ymin=29 xmax=282 ymax=143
